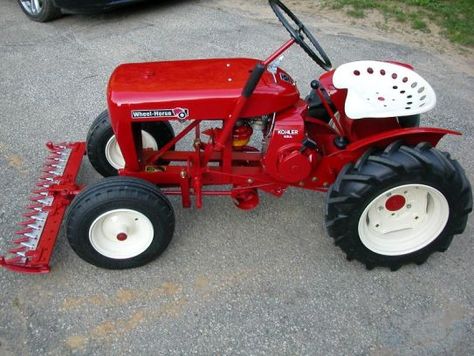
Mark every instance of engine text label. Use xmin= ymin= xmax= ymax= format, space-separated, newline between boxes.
xmin=277 ymin=129 xmax=299 ymax=138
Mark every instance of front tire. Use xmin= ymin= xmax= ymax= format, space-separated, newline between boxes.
xmin=65 ymin=177 xmax=175 ymax=269
xmin=87 ymin=110 xmax=175 ymax=177
xmin=325 ymin=141 xmax=472 ymax=270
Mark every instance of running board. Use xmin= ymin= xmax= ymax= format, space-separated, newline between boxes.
xmin=0 ymin=142 xmax=86 ymax=274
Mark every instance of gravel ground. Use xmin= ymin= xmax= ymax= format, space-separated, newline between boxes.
xmin=0 ymin=0 xmax=473 ymax=354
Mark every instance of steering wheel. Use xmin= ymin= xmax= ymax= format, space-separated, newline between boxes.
xmin=269 ymin=0 xmax=332 ymax=71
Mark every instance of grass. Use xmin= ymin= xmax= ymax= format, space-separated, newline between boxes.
xmin=324 ymin=0 xmax=474 ymax=46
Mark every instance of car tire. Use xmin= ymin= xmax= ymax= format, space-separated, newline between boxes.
xmin=325 ymin=141 xmax=472 ymax=271
xmin=17 ymin=0 xmax=62 ymax=22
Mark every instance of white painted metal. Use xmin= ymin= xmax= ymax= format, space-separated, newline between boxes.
xmin=333 ymin=60 xmax=436 ymax=119
xmin=89 ymin=209 xmax=154 ymax=259
xmin=358 ymin=184 xmax=449 ymax=256
xmin=105 ymin=130 xmax=158 ymax=170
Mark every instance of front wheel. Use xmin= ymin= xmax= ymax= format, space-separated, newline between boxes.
xmin=87 ymin=110 xmax=175 ymax=177
xmin=65 ymin=177 xmax=175 ymax=269
xmin=325 ymin=141 xmax=472 ymax=270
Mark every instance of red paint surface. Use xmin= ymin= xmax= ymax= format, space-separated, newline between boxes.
xmin=385 ymin=195 xmax=406 ymax=211
xmin=116 ymin=233 xmax=128 ymax=241
xmin=108 ymin=58 xmax=299 ymax=120
xmin=107 ymin=57 xmax=299 ymax=170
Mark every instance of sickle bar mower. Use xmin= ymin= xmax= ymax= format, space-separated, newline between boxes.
xmin=0 ymin=142 xmax=85 ymax=273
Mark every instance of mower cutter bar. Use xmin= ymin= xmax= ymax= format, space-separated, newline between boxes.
xmin=0 ymin=142 xmax=86 ymax=274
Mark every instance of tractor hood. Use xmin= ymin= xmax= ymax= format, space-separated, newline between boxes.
xmin=107 ymin=58 xmax=299 ymax=122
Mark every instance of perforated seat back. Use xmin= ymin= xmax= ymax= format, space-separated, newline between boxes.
xmin=333 ymin=61 xmax=436 ymax=119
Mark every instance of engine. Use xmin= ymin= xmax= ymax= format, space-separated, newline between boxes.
xmin=262 ymin=113 xmax=319 ymax=184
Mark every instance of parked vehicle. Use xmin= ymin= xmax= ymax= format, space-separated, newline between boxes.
xmin=2 ymin=0 xmax=471 ymax=273
xmin=17 ymin=0 xmax=144 ymax=22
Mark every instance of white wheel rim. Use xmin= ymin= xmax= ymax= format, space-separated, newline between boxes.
xmin=358 ymin=184 xmax=449 ymax=256
xmin=105 ymin=130 xmax=158 ymax=170
xmin=89 ymin=209 xmax=154 ymax=259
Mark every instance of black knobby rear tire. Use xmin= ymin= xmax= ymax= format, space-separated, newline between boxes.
xmin=325 ymin=141 xmax=472 ymax=270
xmin=65 ymin=177 xmax=175 ymax=269
xmin=17 ymin=0 xmax=62 ymax=22
xmin=87 ymin=110 xmax=175 ymax=177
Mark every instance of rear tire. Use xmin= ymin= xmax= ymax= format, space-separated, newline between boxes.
xmin=87 ymin=110 xmax=175 ymax=177
xmin=65 ymin=177 xmax=175 ymax=269
xmin=325 ymin=141 xmax=472 ymax=270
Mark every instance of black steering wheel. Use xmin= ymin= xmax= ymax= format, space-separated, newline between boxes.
xmin=269 ymin=0 xmax=332 ymax=71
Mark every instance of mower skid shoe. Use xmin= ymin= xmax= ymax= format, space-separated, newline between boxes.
xmin=0 ymin=142 xmax=86 ymax=274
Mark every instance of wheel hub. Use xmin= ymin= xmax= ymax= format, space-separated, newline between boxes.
xmin=116 ymin=233 xmax=128 ymax=241
xmin=89 ymin=209 xmax=154 ymax=259
xmin=105 ymin=130 xmax=159 ymax=170
xmin=385 ymin=194 xmax=406 ymax=211
xmin=358 ymin=184 xmax=450 ymax=256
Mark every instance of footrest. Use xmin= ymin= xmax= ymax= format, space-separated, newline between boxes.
xmin=0 ymin=142 xmax=86 ymax=274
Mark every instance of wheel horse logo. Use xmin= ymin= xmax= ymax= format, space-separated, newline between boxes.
xmin=131 ymin=107 xmax=189 ymax=120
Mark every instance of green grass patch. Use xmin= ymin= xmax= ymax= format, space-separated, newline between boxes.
xmin=346 ymin=8 xmax=365 ymax=18
xmin=324 ymin=0 xmax=474 ymax=46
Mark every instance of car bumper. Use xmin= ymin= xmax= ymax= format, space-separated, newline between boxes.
xmin=54 ymin=0 xmax=145 ymax=13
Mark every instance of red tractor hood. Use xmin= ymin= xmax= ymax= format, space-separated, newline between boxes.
xmin=107 ymin=58 xmax=299 ymax=121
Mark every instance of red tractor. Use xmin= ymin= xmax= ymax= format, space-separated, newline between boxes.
xmin=1 ymin=0 xmax=471 ymax=273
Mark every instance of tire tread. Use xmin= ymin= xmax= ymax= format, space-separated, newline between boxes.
xmin=325 ymin=142 xmax=472 ymax=270
xmin=66 ymin=177 xmax=175 ymax=269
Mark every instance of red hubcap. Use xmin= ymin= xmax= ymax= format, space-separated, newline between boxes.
xmin=116 ymin=233 xmax=128 ymax=241
xmin=385 ymin=195 xmax=406 ymax=211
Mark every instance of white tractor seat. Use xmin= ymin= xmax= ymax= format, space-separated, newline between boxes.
xmin=332 ymin=60 xmax=436 ymax=120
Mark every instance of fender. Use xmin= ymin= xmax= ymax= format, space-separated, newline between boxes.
xmin=346 ymin=127 xmax=461 ymax=152
xmin=308 ymin=127 xmax=460 ymax=190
